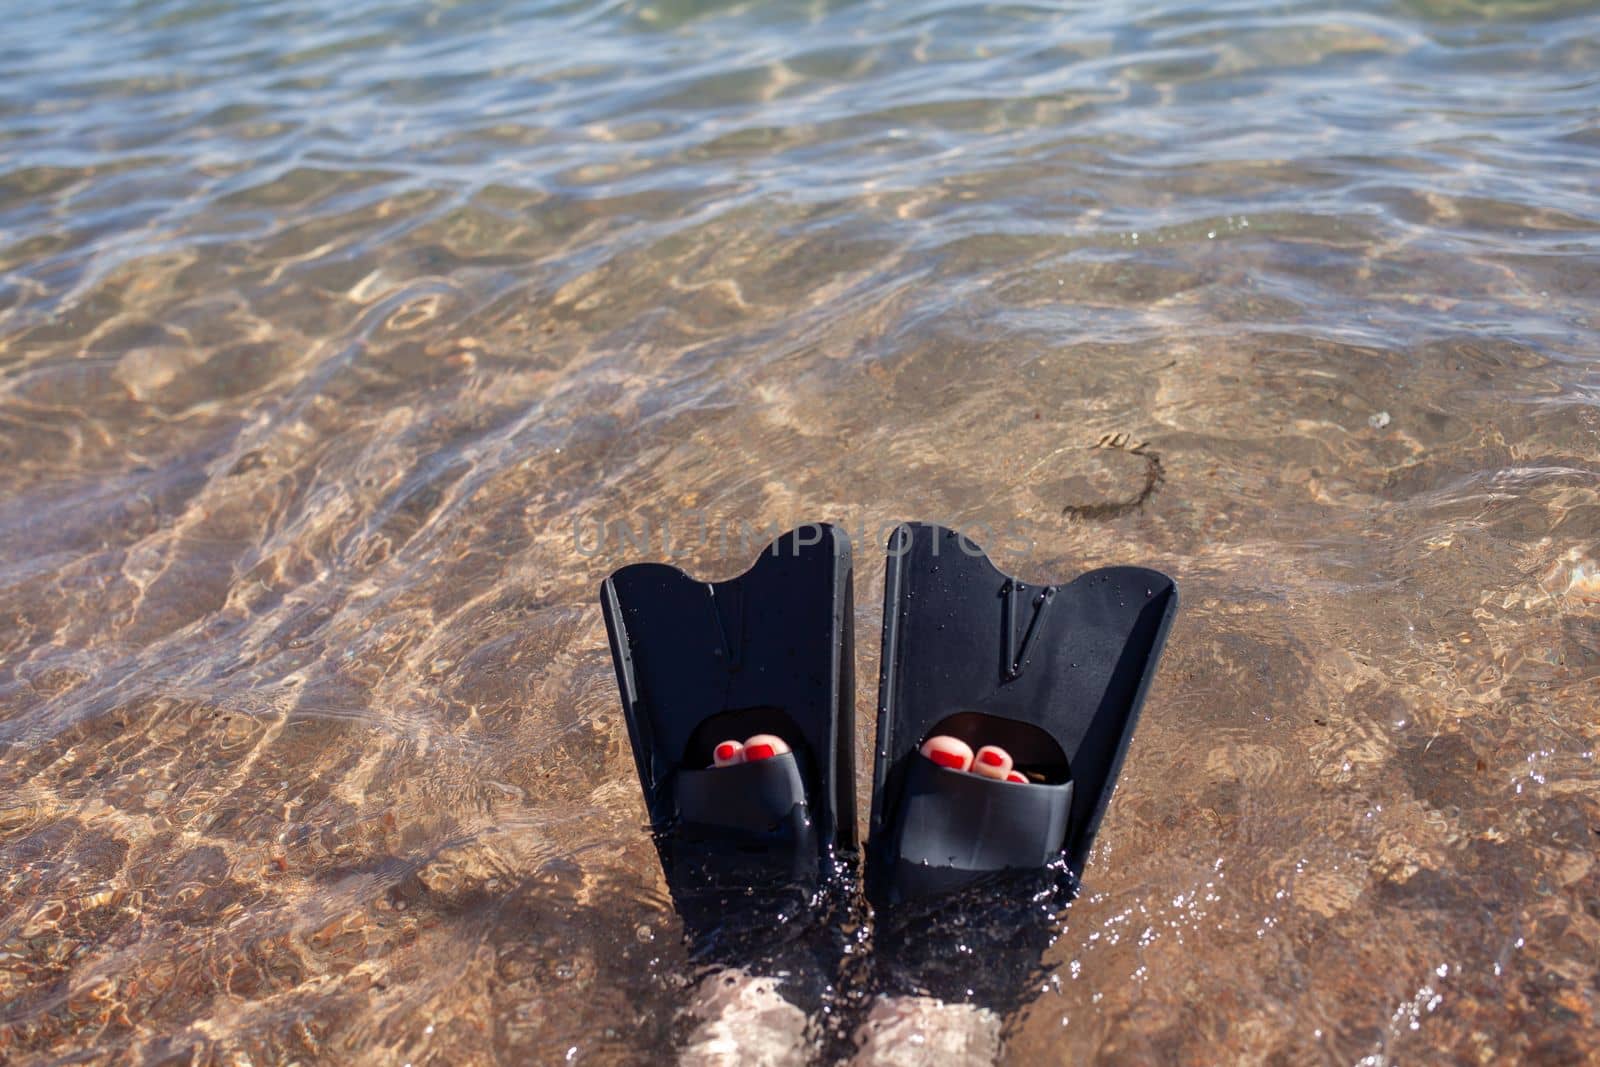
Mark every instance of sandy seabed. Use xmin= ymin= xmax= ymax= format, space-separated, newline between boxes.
xmin=2 ymin=0 xmax=1598 ymax=1062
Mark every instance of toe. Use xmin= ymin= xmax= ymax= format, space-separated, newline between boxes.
xmin=742 ymin=733 xmax=790 ymax=761
xmin=972 ymin=745 xmax=1013 ymax=780
xmin=712 ymin=740 xmax=744 ymax=767
xmin=1006 ymin=770 xmax=1028 ymax=784
xmin=920 ymin=735 xmax=974 ymax=772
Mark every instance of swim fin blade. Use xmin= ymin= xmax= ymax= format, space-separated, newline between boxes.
xmin=599 ymin=524 xmax=857 ymax=907
xmin=867 ymin=522 xmax=1178 ymax=908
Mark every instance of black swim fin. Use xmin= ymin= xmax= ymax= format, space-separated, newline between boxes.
xmin=599 ymin=524 xmax=857 ymax=907
xmin=866 ymin=522 xmax=1178 ymax=908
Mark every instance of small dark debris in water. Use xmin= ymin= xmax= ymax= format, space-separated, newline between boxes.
xmin=1062 ymin=434 xmax=1164 ymax=520
xmin=1313 ymin=717 xmax=1327 ymax=726
xmin=1476 ymin=758 xmax=1488 ymax=773
xmin=229 ymin=450 xmax=270 ymax=475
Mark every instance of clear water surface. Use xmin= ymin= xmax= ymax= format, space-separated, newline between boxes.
xmin=1 ymin=0 xmax=1597 ymax=1062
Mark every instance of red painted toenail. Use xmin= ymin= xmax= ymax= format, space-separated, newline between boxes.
xmin=979 ymin=750 xmax=1005 ymax=766
xmin=1007 ymin=771 xmax=1027 ymax=783
xmin=929 ymin=749 xmax=966 ymax=770
xmin=746 ymin=743 xmax=776 ymax=761
xmin=715 ymin=743 xmax=737 ymax=762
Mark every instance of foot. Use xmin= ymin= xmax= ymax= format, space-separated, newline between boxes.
xmin=710 ymin=733 xmax=791 ymax=768
xmin=920 ymin=735 xmax=1028 ymax=784
xmin=850 ymin=994 xmax=1001 ymax=1066
xmin=681 ymin=968 xmax=810 ymax=1067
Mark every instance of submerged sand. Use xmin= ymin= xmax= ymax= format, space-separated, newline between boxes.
xmin=2 ymin=0 xmax=1597 ymax=1062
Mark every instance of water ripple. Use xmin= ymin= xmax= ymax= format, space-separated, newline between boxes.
xmin=2 ymin=0 xmax=1597 ymax=1062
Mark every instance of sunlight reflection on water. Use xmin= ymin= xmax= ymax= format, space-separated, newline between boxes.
xmin=1 ymin=0 xmax=1597 ymax=1062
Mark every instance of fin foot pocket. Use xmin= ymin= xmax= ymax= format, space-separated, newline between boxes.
xmin=677 ymin=752 xmax=809 ymax=836
xmin=888 ymin=758 xmax=1074 ymax=901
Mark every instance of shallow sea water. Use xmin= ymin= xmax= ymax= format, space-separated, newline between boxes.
xmin=2 ymin=0 xmax=1598 ymax=1062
